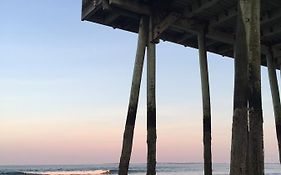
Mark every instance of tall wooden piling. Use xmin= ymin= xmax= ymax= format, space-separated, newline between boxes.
xmin=118 ymin=17 xmax=148 ymax=175
xmin=246 ymin=0 xmax=264 ymax=174
xmin=266 ymin=49 xmax=281 ymax=163
xmin=230 ymin=1 xmax=249 ymax=175
xmin=198 ymin=29 xmax=212 ymax=175
xmin=146 ymin=16 xmax=157 ymax=175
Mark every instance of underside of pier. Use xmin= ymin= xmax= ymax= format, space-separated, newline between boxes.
xmin=82 ymin=0 xmax=281 ymax=67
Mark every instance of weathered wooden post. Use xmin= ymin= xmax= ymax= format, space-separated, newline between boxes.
xmin=197 ymin=28 xmax=212 ymax=175
xmin=146 ymin=16 xmax=157 ymax=175
xmin=230 ymin=1 xmax=250 ymax=175
xmin=118 ymin=17 xmax=148 ymax=175
xmin=246 ymin=0 xmax=264 ymax=174
xmin=231 ymin=0 xmax=264 ymax=174
xmin=266 ymin=48 xmax=281 ymax=163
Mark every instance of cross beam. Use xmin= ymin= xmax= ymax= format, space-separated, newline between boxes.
xmin=109 ymin=0 xmax=151 ymax=15
xmin=209 ymin=6 xmax=281 ymax=28
xmin=183 ymin=0 xmax=221 ymax=18
xmin=152 ymin=12 xmax=181 ymax=42
xmin=107 ymin=0 xmax=276 ymax=56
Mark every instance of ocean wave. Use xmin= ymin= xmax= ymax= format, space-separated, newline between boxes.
xmin=0 ymin=172 xmax=27 ymax=175
xmin=22 ymin=170 xmax=111 ymax=175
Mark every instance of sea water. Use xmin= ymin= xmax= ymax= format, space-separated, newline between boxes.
xmin=0 ymin=163 xmax=280 ymax=175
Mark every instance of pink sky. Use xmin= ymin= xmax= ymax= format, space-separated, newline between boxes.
xmin=0 ymin=108 xmax=279 ymax=165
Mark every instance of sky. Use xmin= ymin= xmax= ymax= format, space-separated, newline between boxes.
xmin=0 ymin=0 xmax=280 ymax=165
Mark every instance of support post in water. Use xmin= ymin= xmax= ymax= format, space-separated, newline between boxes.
xmin=245 ymin=0 xmax=264 ymax=174
xmin=118 ymin=17 xmax=148 ymax=175
xmin=146 ymin=15 xmax=157 ymax=175
xmin=198 ymin=28 xmax=212 ymax=175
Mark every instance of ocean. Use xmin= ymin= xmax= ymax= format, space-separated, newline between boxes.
xmin=0 ymin=163 xmax=280 ymax=175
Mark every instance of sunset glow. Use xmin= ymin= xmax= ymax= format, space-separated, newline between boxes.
xmin=0 ymin=0 xmax=280 ymax=166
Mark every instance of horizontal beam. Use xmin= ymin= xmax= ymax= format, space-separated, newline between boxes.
xmin=206 ymin=40 xmax=219 ymax=47
xmin=176 ymin=33 xmax=195 ymax=43
xmin=107 ymin=0 xmax=235 ymax=45
xmin=209 ymin=8 xmax=237 ymax=28
xmin=109 ymin=0 xmax=151 ymax=15
xmin=210 ymin=6 xmax=281 ymax=28
xmin=262 ymin=23 xmax=281 ymax=39
xmin=183 ymin=0 xmax=221 ymax=18
xmin=261 ymin=10 xmax=281 ymax=27
xmin=105 ymin=0 xmax=270 ymax=55
xmin=104 ymin=13 xmax=120 ymax=23
xmin=152 ymin=12 xmax=181 ymax=42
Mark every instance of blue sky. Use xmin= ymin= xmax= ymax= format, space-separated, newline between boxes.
xmin=0 ymin=0 xmax=280 ymax=165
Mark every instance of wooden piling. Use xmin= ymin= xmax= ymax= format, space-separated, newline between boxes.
xmin=118 ymin=17 xmax=148 ymax=175
xmin=230 ymin=1 xmax=249 ymax=175
xmin=198 ymin=29 xmax=212 ymax=175
xmin=146 ymin=16 xmax=157 ymax=175
xmin=266 ymin=49 xmax=281 ymax=163
xmin=245 ymin=0 xmax=264 ymax=174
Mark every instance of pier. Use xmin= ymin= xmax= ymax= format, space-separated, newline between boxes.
xmin=81 ymin=0 xmax=281 ymax=174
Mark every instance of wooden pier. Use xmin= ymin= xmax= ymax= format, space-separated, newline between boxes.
xmin=81 ymin=0 xmax=281 ymax=175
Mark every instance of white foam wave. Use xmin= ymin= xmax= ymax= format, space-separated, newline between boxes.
xmin=25 ymin=170 xmax=111 ymax=175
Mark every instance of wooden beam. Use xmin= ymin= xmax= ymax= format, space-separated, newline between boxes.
xmin=102 ymin=0 xmax=140 ymax=21
xmin=106 ymin=0 xmax=238 ymax=46
xmin=261 ymin=10 xmax=281 ymax=27
xmin=173 ymin=19 xmax=235 ymax=44
xmin=220 ymin=47 xmax=234 ymax=57
xmin=246 ymin=0 xmax=264 ymax=174
xmin=104 ymin=0 xmax=273 ymax=57
xmin=147 ymin=16 xmax=157 ymax=175
xmin=266 ymin=48 xmax=281 ymax=164
xmin=176 ymin=33 xmax=195 ymax=44
xmin=209 ymin=8 xmax=237 ymax=28
xmin=118 ymin=17 xmax=148 ymax=175
xmin=109 ymin=0 xmax=151 ymax=15
xmin=184 ymin=0 xmax=221 ymax=18
xmin=152 ymin=12 xmax=181 ymax=42
xmin=107 ymin=0 xmax=236 ymax=45
xmin=206 ymin=40 xmax=219 ymax=48
xmin=171 ymin=17 xmax=274 ymax=57
xmin=209 ymin=6 xmax=281 ymax=28
xmin=104 ymin=13 xmax=120 ymax=23
xmin=261 ymin=23 xmax=281 ymax=40
xmin=198 ymin=29 xmax=213 ymax=175
xmin=229 ymin=1 xmax=249 ymax=174
xmin=267 ymin=0 xmax=281 ymax=7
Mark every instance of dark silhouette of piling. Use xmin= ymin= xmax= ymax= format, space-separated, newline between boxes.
xmin=118 ymin=17 xmax=148 ymax=175
xmin=198 ymin=28 xmax=212 ymax=175
xmin=146 ymin=16 xmax=157 ymax=175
